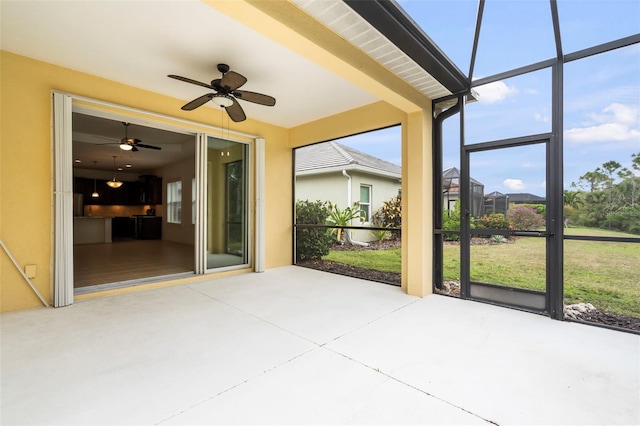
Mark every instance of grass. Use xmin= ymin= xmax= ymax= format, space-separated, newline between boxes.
xmin=323 ymin=226 xmax=640 ymax=317
xmin=325 ymin=248 xmax=401 ymax=273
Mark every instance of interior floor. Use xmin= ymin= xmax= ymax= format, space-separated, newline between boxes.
xmin=73 ymin=239 xmax=194 ymax=288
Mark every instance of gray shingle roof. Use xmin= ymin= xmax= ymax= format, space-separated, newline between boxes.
xmin=504 ymin=193 xmax=546 ymax=203
xmin=295 ymin=142 xmax=401 ymax=177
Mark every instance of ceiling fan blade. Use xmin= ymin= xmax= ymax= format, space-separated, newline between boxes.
xmin=233 ymin=90 xmax=276 ymax=106
xmin=136 ymin=143 xmax=162 ymax=151
xmin=225 ymin=99 xmax=246 ymax=122
xmin=168 ymin=75 xmax=214 ymax=90
xmin=131 ymin=146 xmax=139 ymax=152
xmin=181 ymin=94 xmax=213 ymax=111
xmin=220 ymin=71 xmax=247 ymax=91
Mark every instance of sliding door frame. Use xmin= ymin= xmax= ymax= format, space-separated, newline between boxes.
xmin=53 ymin=91 xmax=264 ymax=306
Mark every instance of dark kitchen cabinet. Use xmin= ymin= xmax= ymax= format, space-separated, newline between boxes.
xmin=74 ymin=177 xmax=141 ymax=206
xmin=112 ymin=216 xmax=134 ymax=238
xmin=132 ymin=216 xmax=162 ymax=239
xmin=139 ymin=175 xmax=162 ymax=205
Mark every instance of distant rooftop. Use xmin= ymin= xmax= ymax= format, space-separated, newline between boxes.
xmin=295 ymin=142 xmax=401 ymax=178
xmin=503 ymin=193 xmax=546 ymax=203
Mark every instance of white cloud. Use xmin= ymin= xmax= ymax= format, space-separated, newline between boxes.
xmin=565 ymin=122 xmax=640 ymax=143
xmin=503 ymin=179 xmax=526 ymax=190
xmin=475 ymin=81 xmax=518 ymax=104
xmin=534 ymin=112 xmax=549 ymax=123
xmin=591 ymin=103 xmax=638 ymax=125
xmin=540 ymin=180 xmax=546 ymax=189
xmin=565 ymin=103 xmax=640 ymax=144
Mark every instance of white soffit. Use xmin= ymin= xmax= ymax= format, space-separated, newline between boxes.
xmin=293 ymin=0 xmax=452 ymax=101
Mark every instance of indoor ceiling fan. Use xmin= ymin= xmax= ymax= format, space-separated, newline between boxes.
xmin=118 ymin=122 xmax=161 ymax=152
xmin=168 ymin=63 xmax=276 ymax=122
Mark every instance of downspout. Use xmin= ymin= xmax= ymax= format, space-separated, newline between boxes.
xmin=342 ymin=170 xmax=369 ymax=247
xmin=433 ymin=96 xmax=463 ymax=291
xmin=343 ymin=169 xmax=352 ymax=206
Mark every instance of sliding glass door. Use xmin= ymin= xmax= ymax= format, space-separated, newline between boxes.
xmin=205 ymin=137 xmax=249 ymax=270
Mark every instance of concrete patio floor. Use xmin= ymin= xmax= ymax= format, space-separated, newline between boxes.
xmin=2 ymin=266 xmax=638 ymax=425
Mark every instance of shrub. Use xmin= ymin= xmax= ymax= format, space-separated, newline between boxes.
xmin=442 ymin=200 xmax=476 ymax=241
xmin=295 ymin=200 xmax=334 ymax=260
xmin=522 ymin=203 xmax=546 ymax=217
xmin=606 ymin=208 xmax=640 ymax=235
xmin=475 ymin=213 xmax=511 ymax=231
xmin=369 ymin=227 xmax=391 ymax=242
xmin=326 ymin=202 xmax=363 ymax=243
xmin=368 ymin=215 xmax=390 ymax=242
xmin=372 ymin=196 xmax=401 ymax=239
xmin=507 ymin=205 xmax=545 ymax=230
xmin=443 ymin=200 xmax=462 ymax=241
xmin=490 ymin=235 xmax=508 ymax=243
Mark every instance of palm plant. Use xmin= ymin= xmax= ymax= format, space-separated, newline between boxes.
xmin=326 ymin=202 xmax=364 ymax=243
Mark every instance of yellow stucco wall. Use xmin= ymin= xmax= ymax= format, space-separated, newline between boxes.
xmin=1 ymin=44 xmax=436 ymax=311
xmin=0 ymin=51 xmax=292 ymax=312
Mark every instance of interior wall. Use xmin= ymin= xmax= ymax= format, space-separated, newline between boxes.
xmin=160 ymin=157 xmax=195 ymax=246
xmin=0 ymin=51 xmax=291 ymax=312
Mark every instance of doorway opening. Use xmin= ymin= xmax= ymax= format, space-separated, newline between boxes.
xmin=72 ymin=112 xmax=197 ymax=292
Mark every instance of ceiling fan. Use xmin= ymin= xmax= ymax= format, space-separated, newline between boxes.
xmin=168 ymin=63 xmax=276 ymax=122
xmin=118 ymin=122 xmax=161 ymax=152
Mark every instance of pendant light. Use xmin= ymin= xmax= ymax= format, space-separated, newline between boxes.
xmin=106 ymin=156 xmax=123 ymax=189
xmin=91 ymin=161 xmax=100 ymax=198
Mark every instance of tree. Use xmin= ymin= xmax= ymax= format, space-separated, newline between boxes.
xmin=566 ymin=153 xmax=639 ymax=233
xmin=631 ymin=152 xmax=640 ymax=208
xmin=601 ymin=161 xmax=622 ymax=211
xmin=617 ymin=168 xmax=633 ymax=208
xmin=574 ymin=169 xmax=607 ymax=192
xmin=563 ymin=190 xmax=583 ymax=209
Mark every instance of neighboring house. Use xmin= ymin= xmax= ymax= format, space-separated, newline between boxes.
xmin=484 ymin=192 xmax=546 ymax=215
xmin=296 ymin=141 xmax=401 ymax=242
xmin=442 ymin=167 xmax=484 ymax=216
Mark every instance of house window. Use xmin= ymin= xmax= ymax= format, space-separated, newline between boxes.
xmin=167 ymin=180 xmax=182 ymax=224
xmin=360 ymin=184 xmax=371 ymax=222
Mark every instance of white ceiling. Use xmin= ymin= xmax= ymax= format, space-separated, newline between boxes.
xmin=0 ymin=0 xmax=379 ymax=129
xmin=2 ymin=0 xmax=452 ymax=174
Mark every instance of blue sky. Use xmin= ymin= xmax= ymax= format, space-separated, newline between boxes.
xmin=336 ymin=1 xmax=639 ymax=198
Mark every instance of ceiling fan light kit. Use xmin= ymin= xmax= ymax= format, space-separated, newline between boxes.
xmin=168 ymin=63 xmax=276 ymax=123
xmin=212 ymin=94 xmax=234 ymax=108
xmin=119 ymin=122 xmax=161 ymax=151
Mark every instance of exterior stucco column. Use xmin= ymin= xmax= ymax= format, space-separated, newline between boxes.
xmin=401 ymin=109 xmax=433 ymax=297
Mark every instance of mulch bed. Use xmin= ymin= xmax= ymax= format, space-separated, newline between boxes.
xmin=298 ymin=258 xmax=401 ymax=286
xmin=575 ymin=310 xmax=640 ymax=331
xmin=297 ymin=239 xmax=639 ymax=333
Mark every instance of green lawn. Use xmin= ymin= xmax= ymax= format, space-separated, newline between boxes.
xmin=324 ymin=227 xmax=640 ymax=317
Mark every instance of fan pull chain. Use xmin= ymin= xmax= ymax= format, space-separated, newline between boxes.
xmin=220 ymin=106 xmax=225 ymax=156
